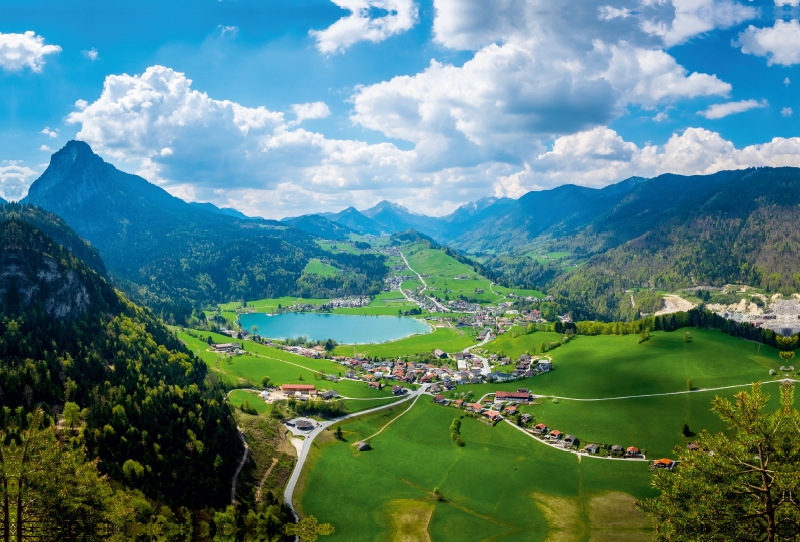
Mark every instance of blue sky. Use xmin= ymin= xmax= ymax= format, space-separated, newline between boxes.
xmin=0 ymin=0 xmax=798 ymax=218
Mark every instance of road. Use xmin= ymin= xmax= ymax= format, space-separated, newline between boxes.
xmin=283 ymin=385 xmax=428 ymax=519
xmin=231 ymin=427 xmax=249 ymax=504
xmin=463 ymin=332 xmax=494 ymax=375
xmin=398 ymin=250 xmax=450 ymax=312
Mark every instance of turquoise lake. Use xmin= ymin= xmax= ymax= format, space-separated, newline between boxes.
xmin=237 ymin=312 xmax=431 ymax=344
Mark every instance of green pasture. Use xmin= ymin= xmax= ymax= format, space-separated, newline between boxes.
xmin=316 ymin=240 xmax=364 ymax=255
xmin=332 ymin=326 xmax=476 ymax=358
xmin=299 ymin=398 xmax=656 ymax=541
xmin=228 ymin=390 xmax=270 ymax=414
xmin=522 ymin=383 xmax=787 ymax=459
xmin=406 ymin=248 xmax=474 ymax=277
xmin=469 ymin=328 xmax=782 ymax=400
xmin=492 ymin=285 xmax=545 ymax=299
xmin=177 ymin=330 xmax=392 ymax=398
xmin=484 ymin=330 xmax=564 ymax=359
xmin=302 ymin=258 xmax=341 ymax=277
xmin=344 ymin=397 xmax=404 ymax=413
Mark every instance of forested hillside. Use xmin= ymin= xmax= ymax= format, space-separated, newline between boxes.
xmin=22 ymin=141 xmax=388 ymax=321
xmin=0 ymin=208 xmax=241 ymax=509
xmin=478 ymin=168 xmax=800 ymax=320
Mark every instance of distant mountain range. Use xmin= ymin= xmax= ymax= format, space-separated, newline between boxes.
xmin=21 ymin=141 xmax=387 ymax=321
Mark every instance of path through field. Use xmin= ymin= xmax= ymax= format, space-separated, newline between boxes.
xmin=283 ymin=385 xmax=427 ymax=519
xmin=398 ymin=250 xmax=450 ymax=312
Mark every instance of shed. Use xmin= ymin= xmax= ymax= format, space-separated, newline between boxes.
xmin=355 ymin=441 xmax=371 ymax=452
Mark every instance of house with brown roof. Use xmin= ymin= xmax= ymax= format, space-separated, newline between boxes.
xmin=532 ymin=423 xmax=548 ymax=434
xmin=653 ymin=458 xmax=675 ymax=470
xmin=495 ymin=390 xmax=531 ymax=403
xmin=626 ymin=446 xmax=640 ymax=457
xmin=281 ymin=384 xmax=316 ymax=394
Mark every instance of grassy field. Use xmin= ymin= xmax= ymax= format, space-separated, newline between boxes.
xmin=332 ymin=326 xmax=477 ymax=358
xmin=177 ymin=330 xmax=394 ymax=398
xmin=520 ymin=384 xmax=786 ymax=459
xmin=303 ymin=258 xmax=340 ymax=277
xmin=229 ymin=390 xmax=270 ymax=414
xmin=298 ymin=398 xmax=656 ymax=541
xmin=316 ymin=240 xmax=364 ymax=255
xmin=484 ymin=329 xmax=565 ymax=359
xmin=471 ymin=328 xmax=782 ymax=401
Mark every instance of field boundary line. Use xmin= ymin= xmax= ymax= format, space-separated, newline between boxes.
xmin=360 ymin=393 xmax=421 ymax=442
xmin=542 ymin=379 xmax=788 ymax=402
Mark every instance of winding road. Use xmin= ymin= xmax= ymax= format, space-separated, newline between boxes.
xmin=398 ymin=250 xmax=450 ymax=312
xmin=283 ymin=385 xmax=428 ymax=519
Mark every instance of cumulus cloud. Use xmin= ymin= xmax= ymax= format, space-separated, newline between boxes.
xmin=290 ymin=102 xmax=331 ymax=125
xmin=0 ymin=162 xmax=39 ymax=201
xmin=603 ymin=44 xmax=730 ymax=107
xmin=735 ymin=19 xmax=800 ymax=66
xmin=640 ymin=0 xmax=757 ymax=46
xmin=310 ymin=0 xmax=419 ymax=53
xmin=493 ymin=127 xmax=800 ymax=196
xmin=0 ymin=31 xmax=61 ymax=72
xmin=65 ymin=66 xmax=427 ymax=217
xmin=783 ymin=107 xmax=794 ymax=117
xmin=40 ymin=127 xmax=58 ymax=138
xmin=82 ymin=48 xmax=98 ymax=61
xmin=698 ymin=98 xmax=768 ymax=119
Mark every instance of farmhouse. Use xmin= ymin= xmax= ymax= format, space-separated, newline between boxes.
xmin=281 ymin=384 xmax=317 ymax=394
xmin=563 ymin=434 xmax=577 ymax=446
xmin=584 ymin=443 xmax=600 ymax=454
xmin=549 ymin=430 xmax=562 ymax=440
xmin=483 ymin=410 xmax=502 ymax=422
xmin=520 ymin=413 xmax=532 ymax=423
xmin=611 ymin=445 xmax=624 ymax=454
xmin=355 ymin=441 xmax=371 ymax=451
xmin=434 ymin=349 xmax=447 ymax=359
xmin=626 ymin=446 xmax=640 ymax=457
xmin=212 ymin=343 xmax=239 ymax=353
xmin=653 ymin=458 xmax=675 ymax=470
xmin=318 ymin=390 xmax=339 ymax=400
xmin=538 ymin=360 xmax=553 ymax=371
xmin=532 ymin=423 xmax=548 ymax=434
xmin=433 ymin=395 xmax=447 ymax=404
xmin=495 ymin=390 xmax=531 ymax=403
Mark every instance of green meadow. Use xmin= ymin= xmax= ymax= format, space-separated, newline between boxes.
xmin=521 ymin=384 xmax=787 ymax=459
xmin=228 ymin=390 xmax=270 ymax=414
xmin=177 ymin=330 xmax=394 ymax=398
xmin=472 ymin=328 xmax=781 ymax=400
xmin=302 ymin=258 xmax=340 ymax=277
xmin=333 ymin=326 xmax=477 ymax=358
xmin=484 ymin=329 xmax=565 ymax=359
xmin=298 ymin=398 xmax=656 ymax=541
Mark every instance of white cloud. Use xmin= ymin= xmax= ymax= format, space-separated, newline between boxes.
xmin=599 ymin=6 xmax=633 ymax=20
xmin=39 ymin=145 xmax=53 ymax=152
xmin=735 ymin=19 xmax=800 ymax=66
xmin=603 ymin=44 xmax=731 ymax=108
xmin=65 ymin=65 xmax=427 ymax=217
xmin=0 ymin=31 xmax=61 ymax=72
xmin=775 ymin=0 xmax=799 ymax=5
xmin=0 ymin=162 xmax=39 ymax=201
xmin=290 ymin=102 xmax=332 ymax=125
xmin=82 ymin=48 xmax=98 ymax=61
xmin=698 ymin=98 xmax=768 ymax=119
xmin=74 ymin=99 xmax=89 ymax=110
xmin=783 ymin=107 xmax=794 ymax=117
xmin=786 ymin=77 xmax=792 ymax=85
xmin=40 ymin=127 xmax=58 ymax=139
xmin=640 ymin=0 xmax=757 ymax=46
xmin=310 ymin=0 xmax=419 ymax=53
xmin=495 ymin=127 xmax=800 ymax=196
xmin=218 ymin=25 xmax=239 ymax=37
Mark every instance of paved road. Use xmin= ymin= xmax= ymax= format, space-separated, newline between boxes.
xmin=283 ymin=385 xmax=428 ymax=518
xmin=463 ymin=333 xmax=494 ymax=375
